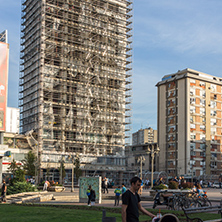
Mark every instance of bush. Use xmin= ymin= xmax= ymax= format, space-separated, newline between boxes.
xmin=7 ymin=181 xmax=37 ymax=195
xmin=168 ymin=181 xmax=179 ymax=189
xmin=152 ymin=184 xmax=168 ymax=190
xmin=181 ymin=182 xmax=193 ymax=189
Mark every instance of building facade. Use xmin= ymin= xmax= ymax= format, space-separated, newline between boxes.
xmin=19 ymin=0 xmax=133 ymax=182
xmin=156 ymin=68 xmax=222 ymax=178
xmin=6 ymin=107 xmax=20 ymax=134
xmin=132 ymin=127 xmax=157 ymax=145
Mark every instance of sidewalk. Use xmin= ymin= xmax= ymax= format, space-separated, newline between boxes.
xmin=42 ymin=187 xmax=222 ymax=208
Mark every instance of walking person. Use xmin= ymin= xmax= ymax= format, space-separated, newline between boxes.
xmin=122 ymin=183 xmax=126 ymax=195
xmin=90 ymin=189 xmax=96 ymax=206
xmin=114 ymin=186 xmax=122 ymax=206
xmin=104 ymin=177 xmax=108 ymax=193
xmin=86 ymin=185 xmax=92 ymax=206
xmin=1 ymin=179 xmax=7 ymax=203
xmin=122 ymin=176 xmax=156 ymax=222
xmin=43 ymin=180 xmax=49 ymax=191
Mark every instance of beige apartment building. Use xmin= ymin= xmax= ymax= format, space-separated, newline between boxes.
xmin=132 ymin=127 xmax=157 ymax=145
xmin=156 ymin=68 xmax=222 ymax=178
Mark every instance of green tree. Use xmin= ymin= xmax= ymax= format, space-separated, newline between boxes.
xmin=14 ymin=167 xmax=26 ymax=182
xmin=58 ymin=160 xmax=66 ymax=184
xmin=7 ymin=159 xmax=18 ymax=177
xmin=22 ymin=151 xmax=36 ymax=177
xmin=74 ymin=155 xmax=82 ymax=181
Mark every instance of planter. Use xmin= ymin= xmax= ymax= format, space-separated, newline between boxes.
xmin=150 ymin=189 xmax=192 ymax=197
xmin=48 ymin=186 xmax=65 ymax=192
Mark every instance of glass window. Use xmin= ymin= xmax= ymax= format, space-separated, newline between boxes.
xmin=200 ymin=107 xmax=205 ymax=115
xmin=210 ymin=101 xmax=217 ymax=108
xmin=190 ymin=106 xmax=195 ymax=113
xmin=200 ymin=90 xmax=206 ymax=97
xmin=190 ymin=124 xmax=195 ymax=129
xmin=190 ymin=143 xmax=196 ymax=149
xmin=190 ymin=88 xmax=195 ymax=96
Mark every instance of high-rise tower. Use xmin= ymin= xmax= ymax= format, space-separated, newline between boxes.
xmin=157 ymin=68 xmax=222 ymax=179
xmin=19 ymin=0 xmax=132 ymax=180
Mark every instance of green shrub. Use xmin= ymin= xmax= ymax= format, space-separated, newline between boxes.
xmin=168 ymin=181 xmax=178 ymax=189
xmin=152 ymin=184 xmax=168 ymax=190
xmin=7 ymin=181 xmax=37 ymax=195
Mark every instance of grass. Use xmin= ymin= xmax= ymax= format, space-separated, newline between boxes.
xmin=0 ymin=204 xmax=221 ymax=222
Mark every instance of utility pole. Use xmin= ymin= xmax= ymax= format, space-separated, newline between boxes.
xmin=147 ymin=144 xmax=160 ymax=188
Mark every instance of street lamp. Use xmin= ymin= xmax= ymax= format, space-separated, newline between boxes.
xmin=71 ymin=155 xmax=75 ymax=192
xmin=147 ymin=145 xmax=160 ymax=188
xmin=137 ymin=156 xmax=146 ymax=180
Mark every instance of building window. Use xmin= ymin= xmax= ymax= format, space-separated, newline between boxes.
xmin=190 ymin=98 xmax=196 ymax=104
xmin=190 ymin=143 xmax=196 ymax=149
xmin=190 ymin=106 xmax=195 ymax=113
xmin=210 ymin=110 xmax=217 ymax=116
xmin=200 ymin=99 xmax=205 ymax=106
xmin=190 ymin=133 xmax=196 ymax=140
xmin=210 ymin=101 xmax=217 ymax=108
xmin=190 ymin=124 xmax=196 ymax=129
xmin=200 ymin=107 xmax=205 ymax=115
xmin=211 ymin=84 xmax=216 ymax=92
xmin=199 ymin=81 xmax=205 ymax=87
xmin=210 ymin=119 xmax=217 ymax=126
xmin=200 ymin=125 xmax=205 ymax=130
xmin=200 ymin=144 xmax=206 ymax=150
xmin=190 ymin=88 xmax=195 ymax=96
xmin=200 ymin=90 xmax=206 ymax=97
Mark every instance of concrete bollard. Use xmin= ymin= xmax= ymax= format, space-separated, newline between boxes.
xmin=102 ymin=209 xmax=116 ymax=222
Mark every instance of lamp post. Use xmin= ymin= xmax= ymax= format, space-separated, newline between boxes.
xmin=147 ymin=145 xmax=160 ymax=188
xmin=137 ymin=156 xmax=146 ymax=180
xmin=71 ymin=155 xmax=75 ymax=192
xmin=68 ymin=153 xmax=75 ymax=192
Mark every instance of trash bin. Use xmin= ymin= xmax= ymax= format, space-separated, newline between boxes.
xmin=159 ymin=213 xmax=179 ymax=222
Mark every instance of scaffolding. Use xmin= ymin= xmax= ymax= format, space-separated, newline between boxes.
xmin=19 ymin=0 xmax=132 ymax=165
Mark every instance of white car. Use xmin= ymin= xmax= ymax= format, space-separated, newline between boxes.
xmin=212 ymin=182 xmax=221 ymax=188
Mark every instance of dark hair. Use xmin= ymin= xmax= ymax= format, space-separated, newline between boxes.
xmin=122 ymin=183 xmax=125 ymax=186
xmin=130 ymin=177 xmax=142 ymax=185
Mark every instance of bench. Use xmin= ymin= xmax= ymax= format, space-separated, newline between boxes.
xmin=183 ymin=202 xmax=222 ymax=222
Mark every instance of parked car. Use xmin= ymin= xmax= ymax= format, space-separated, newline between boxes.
xmin=212 ymin=182 xmax=221 ymax=188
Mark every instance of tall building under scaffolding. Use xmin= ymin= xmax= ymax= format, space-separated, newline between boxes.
xmin=19 ymin=0 xmax=133 ymax=182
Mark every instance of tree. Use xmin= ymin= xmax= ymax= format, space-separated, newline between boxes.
xmin=14 ymin=167 xmax=26 ymax=182
xmin=58 ymin=160 xmax=66 ymax=184
xmin=7 ymin=159 xmax=18 ymax=177
xmin=74 ymin=155 xmax=82 ymax=181
xmin=22 ymin=151 xmax=36 ymax=177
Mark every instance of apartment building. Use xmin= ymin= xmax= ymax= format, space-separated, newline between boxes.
xmin=19 ymin=0 xmax=133 ymax=182
xmin=156 ymin=68 xmax=222 ymax=177
xmin=132 ymin=127 xmax=157 ymax=145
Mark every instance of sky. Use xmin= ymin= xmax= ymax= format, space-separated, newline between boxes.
xmin=1 ymin=0 xmax=222 ymax=134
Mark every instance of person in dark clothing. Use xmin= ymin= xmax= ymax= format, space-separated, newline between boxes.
xmin=90 ymin=189 xmax=96 ymax=206
xmin=122 ymin=177 xmax=155 ymax=222
xmin=86 ymin=185 xmax=92 ymax=206
xmin=1 ymin=179 xmax=7 ymax=202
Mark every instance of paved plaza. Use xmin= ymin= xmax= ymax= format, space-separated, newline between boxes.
xmin=42 ymin=187 xmax=222 ymax=209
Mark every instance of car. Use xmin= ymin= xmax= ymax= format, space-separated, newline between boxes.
xmin=212 ymin=182 xmax=221 ymax=188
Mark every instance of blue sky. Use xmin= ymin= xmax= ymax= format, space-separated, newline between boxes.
xmin=1 ymin=0 xmax=222 ymax=134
